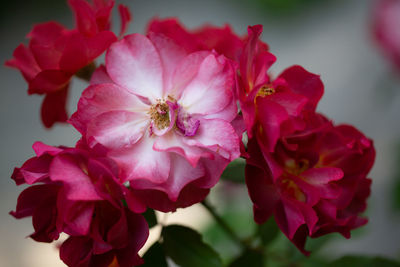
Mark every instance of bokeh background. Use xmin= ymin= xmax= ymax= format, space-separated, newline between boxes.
xmin=1 ymin=0 xmax=400 ymax=266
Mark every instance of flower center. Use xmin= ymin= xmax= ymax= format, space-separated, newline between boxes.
xmin=285 ymin=158 xmax=310 ymax=176
xmin=256 ymin=85 xmax=275 ymax=97
xmin=149 ymin=100 xmax=170 ymax=130
xmin=281 ymin=178 xmax=306 ymax=202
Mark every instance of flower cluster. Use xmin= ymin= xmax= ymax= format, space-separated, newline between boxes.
xmin=8 ymin=0 xmax=375 ymax=266
xmin=6 ymin=0 xmax=131 ymax=127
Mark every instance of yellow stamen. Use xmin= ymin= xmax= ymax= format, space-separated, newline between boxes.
xmin=148 ymin=100 xmax=170 ymax=130
xmin=256 ymin=85 xmax=275 ymax=98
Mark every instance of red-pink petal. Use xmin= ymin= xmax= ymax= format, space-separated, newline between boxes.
xmin=256 ymin=97 xmax=289 ymax=152
xmin=29 ymin=70 xmax=71 ymax=94
xmin=118 ymin=5 xmax=132 ymax=37
xmin=60 ymin=31 xmax=117 ymax=72
xmin=40 ymin=86 xmax=69 ymax=128
xmin=5 ymin=44 xmax=41 ymax=82
xmin=267 ymin=91 xmax=308 ymax=117
xmin=49 ymin=154 xmax=102 ymax=201
xmin=301 ymin=167 xmax=344 ymax=185
xmin=28 ymin=21 xmax=66 ymax=46
xmin=277 ymin=65 xmax=324 ymax=111
xmin=68 ymin=0 xmax=98 ymax=37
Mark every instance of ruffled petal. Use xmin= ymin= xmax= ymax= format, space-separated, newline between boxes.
xmin=277 ymin=65 xmax=324 ymax=111
xmin=87 ymin=110 xmax=149 ymax=149
xmin=106 ymin=34 xmax=163 ymax=101
xmin=40 ymin=86 xmax=69 ymax=128
xmin=178 ymin=54 xmax=234 ymax=115
xmin=70 ymin=83 xmax=148 ymax=134
xmin=109 ymin=137 xmax=171 ymax=184
xmin=148 ymin=32 xmax=187 ymax=95
xmin=153 ymin=131 xmax=213 ymax=167
xmin=49 ymin=154 xmax=102 ymax=201
xmin=184 ymin=118 xmax=240 ymax=161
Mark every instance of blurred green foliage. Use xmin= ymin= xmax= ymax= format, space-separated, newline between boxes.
xmin=162 ymin=225 xmax=223 ymax=267
xmin=0 ymin=0 xmax=68 ymax=26
xmin=142 ymin=242 xmax=168 ymax=267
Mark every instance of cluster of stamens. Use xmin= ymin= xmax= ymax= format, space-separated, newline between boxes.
xmin=257 ymin=85 xmax=275 ymax=97
xmin=148 ymin=100 xmax=170 ymax=130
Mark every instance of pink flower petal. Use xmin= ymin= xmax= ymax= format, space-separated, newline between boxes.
xmin=178 ymin=54 xmax=234 ymax=115
xmin=106 ymin=34 xmax=163 ymax=100
xmin=301 ymin=167 xmax=344 ymax=185
xmin=49 ymin=154 xmax=102 ymax=201
xmin=170 ymin=51 xmax=210 ymax=99
xmin=118 ymin=4 xmax=132 ymax=38
xmin=110 ymin=137 xmax=171 ymax=184
xmin=131 ymin=153 xmax=205 ymax=201
xmin=28 ymin=70 xmax=71 ymax=94
xmin=68 ymin=0 xmax=99 ymax=36
xmin=275 ymin=199 xmax=305 ymax=239
xmin=32 ymin=141 xmax=63 ymax=157
xmin=40 ymin=86 xmax=69 ymax=128
xmin=202 ymin=94 xmax=237 ymax=122
xmin=60 ymin=31 xmax=117 ymax=72
xmin=5 ymin=44 xmax=41 ymax=82
xmin=28 ymin=22 xmax=66 ymax=46
xmin=184 ymin=118 xmax=240 ymax=161
xmin=256 ymin=97 xmax=289 ymax=152
xmin=153 ymin=132 xmax=213 ymax=167
xmin=148 ymin=32 xmax=187 ymax=95
xmin=277 ymin=65 xmax=324 ymax=111
xmin=90 ymin=65 xmax=113 ymax=84
xmin=267 ymin=91 xmax=308 ymax=117
xmin=70 ymin=83 xmax=148 ymax=134
xmin=87 ymin=110 xmax=149 ymax=149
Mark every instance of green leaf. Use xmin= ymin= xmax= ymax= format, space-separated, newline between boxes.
xmin=329 ymin=255 xmax=400 ymax=267
xmin=143 ymin=208 xmax=157 ymax=228
xmin=142 ymin=242 xmax=168 ymax=267
xmin=221 ymin=158 xmax=246 ymax=183
xmin=162 ymin=224 xmax=223 ymax=267
xmin=228 ymin=249 xmax=264 ymax=267
xmin=258 ymin=217 xmax=280 ymax=246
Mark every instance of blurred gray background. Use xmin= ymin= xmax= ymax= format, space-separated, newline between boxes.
xmin=1 ymin=0 xmax=400 ymax=266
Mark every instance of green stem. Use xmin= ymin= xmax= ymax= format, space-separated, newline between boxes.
xmin=201 ymin=200 xmax=247 ymax=250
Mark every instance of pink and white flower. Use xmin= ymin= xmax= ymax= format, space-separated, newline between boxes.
xmin=71 ymin=33 xmax=240 ymax=211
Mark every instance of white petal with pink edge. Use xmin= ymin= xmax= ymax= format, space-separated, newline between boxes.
xmin=148 ymin=33 xmax=187 ymax=96
xmin=106 ymin=34 xmax=164 ymax=101
xmin=153 ymin=131 xmax=214 ymax=167
xmin=183 ymin=118 xmax=240 ymax=161
xmin=70 ymin=83 xmax=149 ymax=134
xmin=178 ymin=54 xmax=233 ymax=115
xmin=131 ymin=153 xmax=205 ymax=201
xmin=109 ymin=136 xmax=171 ymax=184
xmin=86 ymin=110 xmax=149 ymax=149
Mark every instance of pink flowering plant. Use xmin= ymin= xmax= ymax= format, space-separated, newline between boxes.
xmin=7 ymin=0 xmax=396 ymax=266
